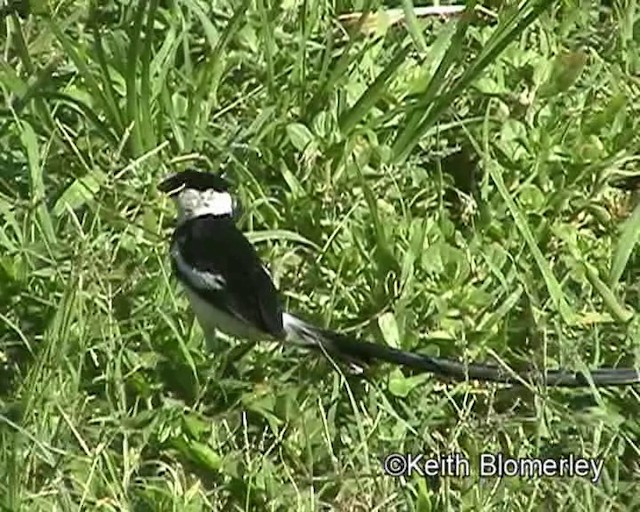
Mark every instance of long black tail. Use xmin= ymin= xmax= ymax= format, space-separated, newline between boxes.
xmin=282 ymin=313 xmax=640 ymax=388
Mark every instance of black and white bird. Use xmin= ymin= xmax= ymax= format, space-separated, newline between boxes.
xmin=159 ymin=169 xmax=640 ymax=388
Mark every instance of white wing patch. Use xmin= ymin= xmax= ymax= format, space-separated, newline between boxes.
xmin=171 ymin=244 xmax=226 ymax=291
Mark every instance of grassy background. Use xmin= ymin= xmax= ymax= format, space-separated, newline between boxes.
xmin=2 ymin=0 xmax=640 ymax=510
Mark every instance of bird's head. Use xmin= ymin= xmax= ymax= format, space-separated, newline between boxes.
xmin=159 ymin=169 xmax=240 ymax=222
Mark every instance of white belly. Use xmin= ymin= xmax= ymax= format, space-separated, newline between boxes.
xmin=184 ymin=288 xmax=268 ymax=342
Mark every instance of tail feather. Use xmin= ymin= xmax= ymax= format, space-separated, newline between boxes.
xmin=281 ymin=313 xmax=640 ymax=388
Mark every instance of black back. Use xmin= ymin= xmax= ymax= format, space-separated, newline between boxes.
xmin=171 ymin=214 xmax=284 ymax=338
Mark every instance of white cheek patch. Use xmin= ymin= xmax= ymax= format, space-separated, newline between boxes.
xmin=171 ymin=244 xmax=227 ymax=291
xmin=201 ymin=190 xmax=234 ymax=217
xmin=176 ymin=189 xmax=235 ymax=220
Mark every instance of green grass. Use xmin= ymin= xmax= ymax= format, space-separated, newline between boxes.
xmin=2 ymin=0 xmax=640 ymax=510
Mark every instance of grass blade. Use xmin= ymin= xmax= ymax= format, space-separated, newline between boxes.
xmin=584 ymin=263 xmax=634 ymax=323
xmin=125 ymin=0 xmax=148 ymax=156
xmin=339 ymin=43 xmax=412 ymax=134
xmin=17 ymin=119 xmax=56 ymax=246
xmin=392 ymin=0 xmax=553 ymax=163
xmin=610 ymin=200 xmax=640 ymax=285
